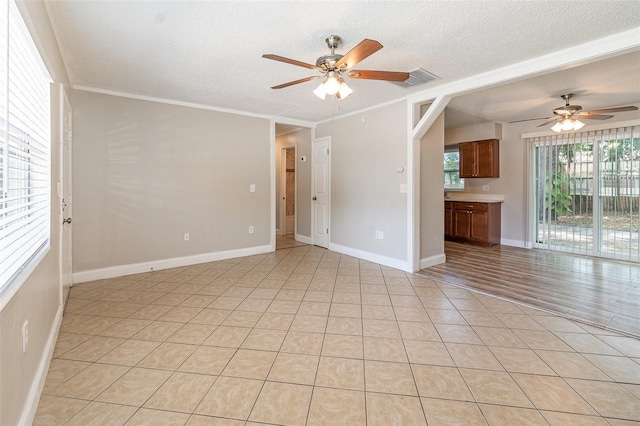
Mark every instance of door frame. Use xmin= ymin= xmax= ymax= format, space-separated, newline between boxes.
xmin=312 ymin=136 xmax=331 ymax=248
xmin=279 ymin=144 xmax=297 ymax=236
xmin=58 ymin=83 xmax=73 ymax=305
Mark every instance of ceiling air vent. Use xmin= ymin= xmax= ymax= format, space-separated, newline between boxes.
xmin=393 ymin=68 xmax=439 ymax=88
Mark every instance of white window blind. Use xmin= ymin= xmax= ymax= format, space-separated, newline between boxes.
xmin=0 ymin=0 xmax=52 ymax=293
xmin=528 ymin=124 xmax=640 ymax=262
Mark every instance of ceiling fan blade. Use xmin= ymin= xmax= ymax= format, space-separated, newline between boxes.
xmin=508 ymin=116 xmax=553 ymax=124
xmin=262 ymin=54 xmax=323 ymax=72
xmin=537 ymin=119 xmax=560 ymax=127
xmin=347 ymin=70 xmax=409 ymax=82
xmin=335 ymin=39 xmax=383 ymax=70
xmin=271 ymin=76 xmax=320 ymax=89
xmin=580 ymin=106 xmax=639 ymax=115
xmin=577 ymin=114 xmax=614 ymax=120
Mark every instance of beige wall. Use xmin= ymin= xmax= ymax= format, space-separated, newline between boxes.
xmin=1 ymin=1 xmax=70 ymax=425
xmin=275 ymin=127 xmax=312 ymax=239
xmin=71 ymin=90 xmax=271 ymax=273
xmin=445 ymin=121 xmax=502 ymax=145
xmin=316 ymin=101 xmax=408 ymax=263
xmin=420 ymin=112 xmax=446 ymax=260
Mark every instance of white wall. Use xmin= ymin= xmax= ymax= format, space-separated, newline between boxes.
xmin=0 ymin=2 xmax=70 ymax=425
xmin=316 ymin=101 xmax=408 ymax=266
xmin=71 ymin=90 xmax=272 ymax=276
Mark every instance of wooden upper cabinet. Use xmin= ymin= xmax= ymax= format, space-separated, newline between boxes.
xmin=459 ymin=139 xmax=499 ymax=178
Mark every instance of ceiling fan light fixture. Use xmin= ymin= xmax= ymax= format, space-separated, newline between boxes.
xmin=323 ymin=71 xmax=340 ymax=95
xmin=313 ymin=82 xmax=327 ymax=100
xmin=561 ymin=118 xmax=575 ymax=131
xmin=337 ymin=78 xmax=353 ymax=99
xmin=551 ymin=117 xmax=586 ymax=132
xmin=572 ymin=119 xmax=585 ymax=130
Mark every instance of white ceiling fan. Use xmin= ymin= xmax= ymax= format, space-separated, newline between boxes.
xmin=510 ymin=94 xmax=638 ymax=132
xmin=262 ymin=35 xmax=410 ymax=99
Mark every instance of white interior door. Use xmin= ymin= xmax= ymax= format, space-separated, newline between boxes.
xmin=312 ymin=137 xmax=330 ymax=248
xmin=59 ymin=84 xmax=73 ymax=303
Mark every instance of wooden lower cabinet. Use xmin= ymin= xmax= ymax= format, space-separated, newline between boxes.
xmin=444 ymin=204 xmax=453 ymax=238
xmin=445 ymin=201 xmax=501 ymax=247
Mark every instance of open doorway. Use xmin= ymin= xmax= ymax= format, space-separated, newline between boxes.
xmin=275 ymin=123 xmax=313 ymax=250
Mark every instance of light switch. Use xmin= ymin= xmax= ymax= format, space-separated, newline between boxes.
xmin=400 ymin=184 xmax=407 ymax=193
xmin=250 ymin=184 xmax=256 ymax=193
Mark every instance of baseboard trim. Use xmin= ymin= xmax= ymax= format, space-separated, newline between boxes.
xmin=294 ymin=234 xmax=312 ymax=245
xmin=73 ymin=245 xmax=273 ymax=283
xmin=500 ymin=238 xmax=527 ymax=248
xmin=419 ymin=253 xmax=446 ymax=270
xmin=328 ymin=243 xmax=410 ymax=272
xmin=19 ymin=303 xmax=64 ymax=426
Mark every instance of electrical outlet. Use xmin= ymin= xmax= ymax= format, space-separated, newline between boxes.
xmin=250 ymin=184 xmax=256 ymax=193
xmin=482 ymin=185 xmax=490 ymax=191
xmin=400 ymin=184 xmax=407 ymax=193
xmin=249 ymin=226 xmax=254 ymax=234
xmin=22 ymin=320 xmax=28 ymax=353
xmin=375 ymin=231 xmax=384 ymax=240
xmin=183 ymin=233 xmax=190 ymax=242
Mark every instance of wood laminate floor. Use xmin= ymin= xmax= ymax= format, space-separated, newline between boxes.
xmin=419 ymin=242 xmax=640 ymax=338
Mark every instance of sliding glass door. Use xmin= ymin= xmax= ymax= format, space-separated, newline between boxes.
xmin=531 ymin=125 xmax=640 ymax=262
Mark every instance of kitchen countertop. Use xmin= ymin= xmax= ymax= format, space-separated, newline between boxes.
xmin=444 ymin=193 xmax=505 ymax=203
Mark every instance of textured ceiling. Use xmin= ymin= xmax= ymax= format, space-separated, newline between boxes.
xmin=45 ymin=1 xmax=640 ymax=124
xmin=448 ymin=51 xmax=640 ymax=130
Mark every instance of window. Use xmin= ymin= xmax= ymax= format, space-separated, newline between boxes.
xmin=0 ymin=0 xmax=52 ymax=297
xmin=528 ymin=124 xmax=640 ymax=262
xmin=444 ymin=149 xmax=464 ymax=190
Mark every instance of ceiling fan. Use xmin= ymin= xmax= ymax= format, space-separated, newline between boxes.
xmin=510 ymin=94 xmax=638 ymax=132
xmin=262 ymin=35 xmax=409 ymax=99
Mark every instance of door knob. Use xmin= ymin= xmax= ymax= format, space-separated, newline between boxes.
xmin=313 ymin=197 xmax=317 ymax=200
xmin=63 ymin=217 xmax=72 ymax=225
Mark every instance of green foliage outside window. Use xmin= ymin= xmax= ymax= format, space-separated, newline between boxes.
xmin=444 ymin=151 xmax=464 ymax=190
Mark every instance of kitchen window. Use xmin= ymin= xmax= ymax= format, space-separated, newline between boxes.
xmin=444 ymin=149 xmax=464 ymax=190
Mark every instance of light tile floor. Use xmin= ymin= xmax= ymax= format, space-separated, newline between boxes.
xmin=34 ymin=245 xmax=640 ymax=425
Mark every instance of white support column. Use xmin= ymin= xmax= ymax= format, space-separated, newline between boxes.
xmin=407 ymin=95 xmax=451 ymax=272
